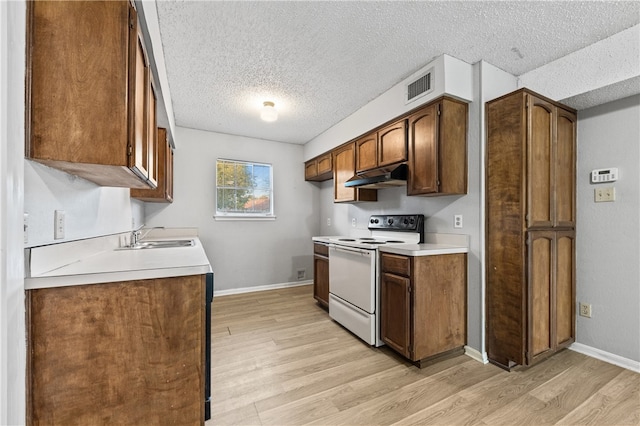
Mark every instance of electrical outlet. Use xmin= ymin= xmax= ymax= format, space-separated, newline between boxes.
xmin=327 ymin=218 xmax=331 ymax=226
xmin=595 ymin=187 xmax=615 ymax=202
xmin=352 ymin=218 xmax=357 ymax=228
xmin=297 ymin=269 xmax=306 ymax=280
xmin=579 ymin=302 xmax=592 ymax=318
xmin=454 ymin=214 xmax=463 ymax=229
xmin=54 ymin=210 xmax=65 ymax=239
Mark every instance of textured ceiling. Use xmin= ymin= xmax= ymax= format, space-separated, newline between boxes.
xmin=156 ymin=1 xmax=640 ymax=144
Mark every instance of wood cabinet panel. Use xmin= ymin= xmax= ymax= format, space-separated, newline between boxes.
xmin=380 ymin=253 xmax=411 ymax=277
xmin=528 ymin=232 xmax=553 ymax=361
xmin=412 ymin=254 xmax=467 ymax=361
xmin=407 ymin=98 xmax=467 ymax=196
xmin=333 ymin=143 xmax=377 ymax=203
xmin=527 ymin=96 xmax=554 ymax=228
xmin=378 ymin=120 xmax=407 ymax=167
xmin=381 ymin=253 xmax=466 ymax=366
xmin=355 ymin=133 xmax=378 ymax=173
xmin=380 ymin=272 xmax=411 ymax=358
xmin=313 ymin=243 xmax=329 ymax=308
xmin=486 ymin=88 xmax=576 ymax=370
xmin=555 ymin=110 xmax=577 ymax=227
xmin=26 ymin=1 xmax=157 ymax=189
xmin=305 ymin=152 xmax=332 ymax=181
xmin=27 ymin=275 xmax=205 ymax=424
xmin=131 ymin=128 xmax=173 ymax=202
xmin=555 ymin=231 xmax=576 ymax=346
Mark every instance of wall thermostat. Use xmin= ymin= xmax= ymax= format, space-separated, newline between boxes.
xmin=591 ymin=167 xmax=618 ymax=183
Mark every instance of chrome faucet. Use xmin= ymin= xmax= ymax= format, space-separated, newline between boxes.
xmin=131 ymin=226 xmax=164 ymax=246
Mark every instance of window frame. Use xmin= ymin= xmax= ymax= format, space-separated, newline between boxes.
xmin=214 ymin=158 xmax=275 ymax=220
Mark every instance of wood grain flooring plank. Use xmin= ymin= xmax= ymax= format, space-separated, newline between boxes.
xmin=206 ymin=285 xmax=636 ymax=426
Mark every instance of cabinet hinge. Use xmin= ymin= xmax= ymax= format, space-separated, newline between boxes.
xmin=437 ymin=105 xmax=441 ymax=116
xmin=127 ymin=144 xmax=132 ymax=156
xmin=129 ymin=11 xmax=135 ymax=29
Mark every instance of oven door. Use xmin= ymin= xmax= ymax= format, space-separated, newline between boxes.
xmin=328 ymin=245 xmax=376 ymax=313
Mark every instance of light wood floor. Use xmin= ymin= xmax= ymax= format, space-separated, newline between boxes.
xmin=207 ymin=285 xmax=640 ymax=425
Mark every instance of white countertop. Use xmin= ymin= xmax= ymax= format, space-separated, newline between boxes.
xmin=25 ymin=229 xmax=212 ymax=290
xmin=378 ymin=243 xmax=468 ymax=256
xmin=313 ymin=232 xmax=469 ymax=257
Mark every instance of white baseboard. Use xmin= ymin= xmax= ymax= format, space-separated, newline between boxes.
xmin=213 ymin=280 xmax=313 ymax=297
xmin=464 ymin=345 xmax=488 ymax=364
xmin=570 ymin=342 xmax=640 ymax=373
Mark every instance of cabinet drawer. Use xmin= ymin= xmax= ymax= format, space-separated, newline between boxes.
xmin=381 ymin=253 xmax=410 ymax=277
xmin=314 ymin=243 xmax=329 ymax=257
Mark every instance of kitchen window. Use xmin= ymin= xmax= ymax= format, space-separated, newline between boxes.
xmin=215 ymin=159 xmax=274 ymax=219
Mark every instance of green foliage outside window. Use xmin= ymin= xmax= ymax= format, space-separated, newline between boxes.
xmin=216 ymin=159 xmax=273 ymax=215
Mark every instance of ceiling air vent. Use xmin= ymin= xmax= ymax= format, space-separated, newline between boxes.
xmin=406 ymin=68 xmax=434 ymax=104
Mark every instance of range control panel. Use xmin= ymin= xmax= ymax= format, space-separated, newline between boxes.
xmin=368 ymin=214 xmax=425 ymax=233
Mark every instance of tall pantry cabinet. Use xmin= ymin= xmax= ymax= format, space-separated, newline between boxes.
xmin=486 ymin=88 xmax=577 ymax=370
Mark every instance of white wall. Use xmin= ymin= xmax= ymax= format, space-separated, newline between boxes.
xmin=144 ymin=127 xmax=320 ymax=293
xmin=0 ymin=1 xmax=26 ymax=423
xmin=576 ymin=95 xmax=640 ymax=362
xmin=24 ymin=162 xmax=144 ymax=247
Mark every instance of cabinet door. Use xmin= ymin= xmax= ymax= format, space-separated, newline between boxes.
xmin=317 ymin=153 xmax=332 ymax=176
xmin=555 ymin=231 xmax=575 ymax=347
xmin=166 ymin=141 xmax=174 ymax=202
xmin=313 ymin=255 xmax=329 ymax=308
xmin=555 ymin=109 xmax=577 ymax=228
xmin=146 ymin=78 xmax=158 ymax=188
xmin=527 ymin=231 xmax=554 ymax=364
xmin=128 ymin=9 xmax=151 ymax=182
xmin=380 ymin=272 xmax=411 ymax=358
xmin=334 ymin=144 xmax=357 ymax=202
xmin=407 ymin=103 xmax=438 ymax=195
xmin=333 ymin=143 xmax=376 ymax=203
xmin=526 ymin=95 xmax=554 ymax=228
xmin=305 ymin=160 xmax=318 ymax=180
xmin=355 ymin=133 xmax=378 ymax=173
xmin=378 ymin=120 xmax=407 ymax=168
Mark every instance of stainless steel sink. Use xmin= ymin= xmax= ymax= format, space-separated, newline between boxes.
xmin=119 ymin=239 xmax=195 ymax=250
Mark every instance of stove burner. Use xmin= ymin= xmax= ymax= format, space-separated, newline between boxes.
xmin=386 ymin=240 xmax=406 ymax=243
xmin=366 ymin=241 xmax=386 ymax=244
xmin=359 ymin=238 xmax=375 ymax=240
xmin=338 ymin=238 xmax=356 ymax=242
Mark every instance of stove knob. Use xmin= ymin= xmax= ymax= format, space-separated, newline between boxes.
xmin=374 ymin=218 xmax=379 ymax=224
xmin=403 ymin=218 xmax=409 ymax=225
xmin=387 ymin=218 xmax=394 ymax=225
xmin=410 ymin=218 xmax=415 ymax=224
xmin=370 ymin=218 xmax=375 ymax=224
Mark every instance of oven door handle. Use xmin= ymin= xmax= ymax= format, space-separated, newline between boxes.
xmin=330 ymin=245 xmax=372 ymax=257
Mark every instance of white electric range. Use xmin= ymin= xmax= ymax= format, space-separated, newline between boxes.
xmin=319 ymin=215 xmax=425 ymax=346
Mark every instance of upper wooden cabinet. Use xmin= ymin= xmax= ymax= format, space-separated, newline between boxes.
xmin=333 ymin=143 xmax=377 ymax=203
xmin=305 ymin=152 xmax=332 ymax=181
xmin=355 ymin=120 xmax=407 ymax=173
xmin=131 ymin=128 xmax=174 ymax=203
xmin=407 ymin=97 xmax=468 ymax=196
xmin=26 ymin=0 xmax=157 ymax=189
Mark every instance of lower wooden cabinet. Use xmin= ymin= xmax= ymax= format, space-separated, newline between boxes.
xmin=487 ymin=231 xmax=575 ymax=369
xmin=380 ymin=252 xmax=467 ymax=366
xmin=313 ymin=243 xmax=329 ymax=308
xmin=26 ymin=275 xmax=206 ymax=424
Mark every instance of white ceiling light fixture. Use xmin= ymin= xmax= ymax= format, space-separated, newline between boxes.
xmin=260 ymin=101 xmax=278 ymax=122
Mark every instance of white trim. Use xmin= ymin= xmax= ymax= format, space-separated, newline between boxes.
xmin=464 ymin=345 xmax=489 ymax=364
xmin=213 ymin=280 xmax=312 ymax=297
xmin=213 ymin=215 xmax=276 ymax=221
xmin=570 ymin=343 xmax=640 ymax=373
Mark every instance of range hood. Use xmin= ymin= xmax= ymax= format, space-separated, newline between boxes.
xmin=344 ymin=163 xmax=408 ymax=189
